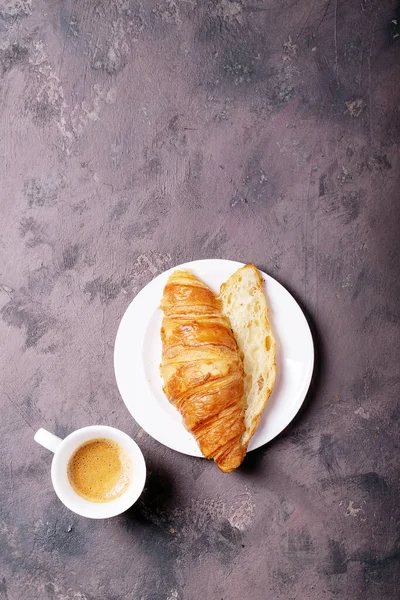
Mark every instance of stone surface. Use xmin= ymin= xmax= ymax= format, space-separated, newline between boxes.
xmin=0 ymin=0 xmax=399 ymax=599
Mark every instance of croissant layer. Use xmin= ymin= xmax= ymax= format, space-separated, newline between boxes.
xmin=160 ymin=270 xmax=246 ymax=472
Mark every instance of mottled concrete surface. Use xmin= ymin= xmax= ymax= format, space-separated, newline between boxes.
xmin=0 ymin=0 xmax=399 ymax=598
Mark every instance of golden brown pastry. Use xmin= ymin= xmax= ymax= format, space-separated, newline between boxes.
xmin=160 ymin=269 xmax=246 ymax=472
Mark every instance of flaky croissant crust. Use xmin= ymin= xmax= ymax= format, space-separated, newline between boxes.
xmin=160 ymin=270 xmax=246 ymax=472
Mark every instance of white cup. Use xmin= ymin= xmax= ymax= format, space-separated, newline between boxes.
xmin=34 ymin=425 xmax=146 ymax=519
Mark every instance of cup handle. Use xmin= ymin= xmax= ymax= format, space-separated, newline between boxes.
xmin=34 ymin=428 xmax=63 ymax=454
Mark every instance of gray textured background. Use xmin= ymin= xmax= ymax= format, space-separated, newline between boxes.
xmin=1 ymin=0 xmax=399 ymax=599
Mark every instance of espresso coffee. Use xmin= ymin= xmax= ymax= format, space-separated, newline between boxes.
xmin=67 ymin=438 xmax=131 ymax=503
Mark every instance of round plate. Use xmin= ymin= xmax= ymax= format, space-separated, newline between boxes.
xmin=114 ymin=259 xmax=314 ymax=457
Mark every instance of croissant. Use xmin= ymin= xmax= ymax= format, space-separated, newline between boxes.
xmin=160 ymin=270 xmax=246 ymax=472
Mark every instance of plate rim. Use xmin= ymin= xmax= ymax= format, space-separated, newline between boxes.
xmin=114 ymin=258 xmax=314 ymax=457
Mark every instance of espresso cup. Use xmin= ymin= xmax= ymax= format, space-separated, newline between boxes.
xmin=34 ymin=425 xmax=146 ymax=519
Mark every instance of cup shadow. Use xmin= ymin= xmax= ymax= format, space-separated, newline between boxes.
xmin=122 ymin=453 xmax=177 ymax=529
xmin=238 ymin=282 xmax=323 ymax=477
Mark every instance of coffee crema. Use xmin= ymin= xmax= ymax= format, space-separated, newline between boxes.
xmin=67 ymin=438 xmax=131 ymax=503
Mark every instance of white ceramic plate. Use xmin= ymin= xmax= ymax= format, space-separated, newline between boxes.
xmin=114 ymin=259 xmax=314 ymax=457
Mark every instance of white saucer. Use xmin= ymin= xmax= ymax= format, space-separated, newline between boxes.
xmin=114 ymin=259 xmax=314 ymax=457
